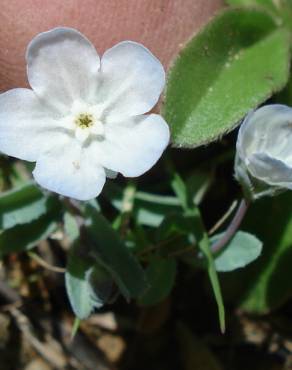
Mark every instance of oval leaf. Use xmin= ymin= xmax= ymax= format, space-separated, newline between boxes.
xmin=213 ymin=231 xmax=263 ymax=272
xmin=163 ymin=8 xmax=290 ymax=148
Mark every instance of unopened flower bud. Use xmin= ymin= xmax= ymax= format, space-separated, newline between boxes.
xmin=235 ymin=104 xmax=292 ymax=200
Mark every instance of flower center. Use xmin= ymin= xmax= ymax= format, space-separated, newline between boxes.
xmin=75 ymin=113 xmax=94 ymax=129
xmin=60 ymin=102 xmax=106 ymax=143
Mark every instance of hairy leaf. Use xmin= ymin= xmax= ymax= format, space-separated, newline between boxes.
xmin=163 ymin=8 xmax=290 ymax=148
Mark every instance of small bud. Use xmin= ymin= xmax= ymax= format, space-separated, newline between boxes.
xmin=235 ymin=105 xmax=292 ymax=201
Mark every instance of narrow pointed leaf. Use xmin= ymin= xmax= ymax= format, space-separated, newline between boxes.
xmin=84 ymin=205 xmax=147 ymax=299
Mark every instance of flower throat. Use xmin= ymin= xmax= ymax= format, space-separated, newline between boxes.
xmin=75 ymin=113 xmax=94 ymax=129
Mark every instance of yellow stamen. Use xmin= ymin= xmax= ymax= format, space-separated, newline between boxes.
xmin=75 ymin=113 xmax=94 ymax=129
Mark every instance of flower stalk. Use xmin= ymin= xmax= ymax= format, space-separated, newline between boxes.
xmin=211 ymin=198 xmax=250 ymax=254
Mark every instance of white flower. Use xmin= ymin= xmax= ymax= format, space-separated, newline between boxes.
xmin=0 ymin=28 xmax=170 ymax=200
xmin=235 ymin=104 xmax=292 ymax=200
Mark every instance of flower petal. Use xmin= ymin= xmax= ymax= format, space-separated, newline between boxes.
xmin=248 ymin=152 xmax=292 ymax=189
xmin=26 ymin=27 xmax=100 ymax=113
xmin=0 ymin=88 xmax=66 ymax=161
xmin=89 ymin=114 xmax=170 ymax=177
xmin=33 ymin=140 xmax=106 ymax=200
xmin=99 ymin=41 xmax=165 ymax=120
xmin=237 ymin=104 xmax=292 ymax=162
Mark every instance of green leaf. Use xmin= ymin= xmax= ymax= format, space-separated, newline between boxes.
xmin=63 ymin=212 xmax=80 ymax=242
xmin=157 ymin=213 xmax=196 ymax=243
xmin=213 ymin=231 xmax=262 ymax=272
xmin=65 ymin=251 xmax=95 ymax=320
xmin=170 ymin=170 xmax=213 ymax=211
xmin=163 ymin=8 xmax=290 ymax=148
xmin=225 ymin=0 xmax=277 ymax=10
xmin=225 ymin=0 xmax=292 ymax=27
xmin=135 ymin=203 xmax=180 ymax=227
xmin=171 ymin=172 xmax=189 ymax=210
xmin=139 ymin=257 xmax=176 ymax=306
xmin=0 ymin=182 xmax=48 ymax=230
xmin=65 ymin=246 xmax=113 ymax=319
xmin=171 ymin=173 xmax=225 ymax=332
xmin=185 ymin=171 xmax=214 ymax=206
xmin=0 ymin=208 xmax=59 ymax=257
xmin=84 ymin=205 xmax=147 ymax=299
xmin=71 ymin=317 xmax=81 ymax=340
xmin=104 ymin=183 xmax=180 ymax=227
xmin=192 ymin=207 xmax=226 ymax=333
xmin=221 ymin=192 xmax=292 ymax=313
